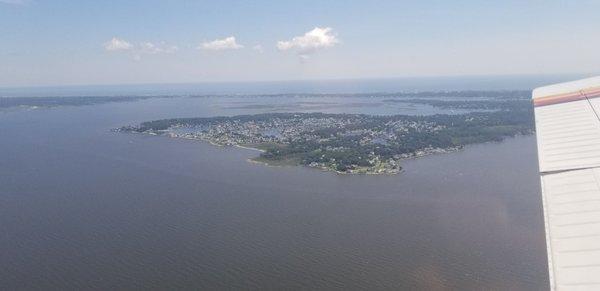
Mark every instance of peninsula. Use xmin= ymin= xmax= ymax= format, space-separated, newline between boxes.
xmin=118 ymin=99 xmax=533 ymax=174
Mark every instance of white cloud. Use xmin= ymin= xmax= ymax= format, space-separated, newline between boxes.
xmin=252 ymin=44 xmax=264 ymax=53
xmin=277 ymin=27 xmax=339 ymax=58
xmin=139 ymin=42 xmax=178 ymax=54
xmin=104 ymin=38 xmax=178 ymax=60
xmin=104 ymin=37 xmax=133 ymax=51
xmin=200 ymin=36 xmax=243 ymax=51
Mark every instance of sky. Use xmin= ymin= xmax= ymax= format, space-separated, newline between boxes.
xmin=1 ymin=0 xmax=600 ymax=87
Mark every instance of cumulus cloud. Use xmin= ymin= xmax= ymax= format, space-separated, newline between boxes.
xmin=277 ymin=27 xmax=339 ymax=58
xmin=104 ymin=37 xmax=133 ymax=51
xmin=200 ymin=36 xmax=243 ymax=51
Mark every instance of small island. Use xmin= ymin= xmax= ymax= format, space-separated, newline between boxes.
xmin=118 ymin=98 xmax=533 ymax=174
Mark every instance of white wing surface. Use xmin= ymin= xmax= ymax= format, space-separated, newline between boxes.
xmin=534 ymin=76 xmax=600 ymax=290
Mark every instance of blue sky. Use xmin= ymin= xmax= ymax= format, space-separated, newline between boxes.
xmin=1 ymin=0 xmax=600 ymax=87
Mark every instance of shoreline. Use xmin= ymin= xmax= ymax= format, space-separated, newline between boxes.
xmin=246 ymin=157 xmax=405 ymax=175
xmin=136 ymin=131 xmax=463 ymax=175
xmin=122 ymin=129 xmax=532 ymax=176
xmin=152 ymin=131 xmax=405 ymax=175
xmin=235 ymin=144 xmax=266 ymax=153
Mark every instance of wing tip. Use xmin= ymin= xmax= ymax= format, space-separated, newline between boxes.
xmin=532 ymin=76 xmax=600 ymax=100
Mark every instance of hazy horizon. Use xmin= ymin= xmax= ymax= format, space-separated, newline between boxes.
xmin=0 ymin=73 xmax=590 ymax=97
xmin=3 ymin=1 xmax=600 ymax=88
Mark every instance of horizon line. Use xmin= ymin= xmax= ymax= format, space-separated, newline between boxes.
xmin=0 ymin=73 xmax=590 ymax=91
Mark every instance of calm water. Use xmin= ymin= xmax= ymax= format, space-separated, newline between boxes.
xmin=0 ymin=96 xmax=548 ymax=290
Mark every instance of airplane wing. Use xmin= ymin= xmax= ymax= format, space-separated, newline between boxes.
xmin=533 ymin=76 xmax=600 ymax=290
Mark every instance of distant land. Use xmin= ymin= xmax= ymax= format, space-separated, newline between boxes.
xmin=0 ymin=74 xmax=586 ymax=97
xmin=0 ymin=96 xmax=168 ymax=110
xmin=1 ymin=90 xmax=526 ymax=110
